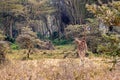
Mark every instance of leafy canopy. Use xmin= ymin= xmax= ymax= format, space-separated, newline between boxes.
xmin=0 ymin=0 xmax=24 ymax=14
xmin=86 ymin=1 xmax=120 ymax=26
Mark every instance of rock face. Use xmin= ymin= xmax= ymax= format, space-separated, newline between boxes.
xmin=22 ymin=0 xmax=88 ymax=38
xmin=39 ymin=0 xmax=70 ymax=38
xmin=4 ymin=0 xmax=119 ymax=39
xmin=7 ymin=0 xmax=92 ymax=38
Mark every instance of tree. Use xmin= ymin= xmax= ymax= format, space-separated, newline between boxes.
xmin=16 ymin=27 xmax=37 ymax=59
xmin=97 ymin=34 xmax=120 ymax=71
xmin=65 ymin=25 xmax=84 ymax=39
xmin=64 ymin=0 xmax=88 ymax=24
xmin=86 ymin=1 xmax=120 ymax=70
xmin=86 ymin=1 xmax=120 ymax=27
xmin=0 ymin=0 xmax=24 ymax=38
xmin=0 ymin=0 xmax=55 ymax=39
xmin=16 ymin=26 xmax=55 ymax=59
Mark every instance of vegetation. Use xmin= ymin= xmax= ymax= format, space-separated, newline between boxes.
xmin=0 ymin=30 xmax=10 ymax=64
xmin=0 ymin=0 xmax=120 ymax=79
xmin=97 ymin=34 xmax=120 ymax=71
xmin=86 ymin=1 xmax=120 ymax=26
xmin=16 ymin=27 xmax=38 ymax=59
xmin=86 ymin=0 xmax=120 ymax=71
xmin=0 ymin=59 xmax=120 ymax=80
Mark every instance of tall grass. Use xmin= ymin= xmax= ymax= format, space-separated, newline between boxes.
xmin=0 ymin=58 xmax=119 ymax=80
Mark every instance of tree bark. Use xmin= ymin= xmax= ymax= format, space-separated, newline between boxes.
xmin=10 ymin=19 xmax=13 ymax=38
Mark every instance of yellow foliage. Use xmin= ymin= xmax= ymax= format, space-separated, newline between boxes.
xmin=0 ymin=0 xmax=24 ymax=13
xmin=86 ymin=1 xmax=120 ymax=26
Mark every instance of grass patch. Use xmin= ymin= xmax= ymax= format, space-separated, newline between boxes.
xmin=7 ymin=50 xmax=67 ymax=60
xmin=52 ymin=39 xmax=73 ymax=45
xmin=10 ymin=43 xmax=19 ymax=50
xmin=7 ymin=44 xmax=77 ymax=60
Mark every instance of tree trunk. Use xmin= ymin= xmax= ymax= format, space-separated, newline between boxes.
xmin=10 ymin=19 xmax=13 ymax=38
xmin=27 ymin=49 xmax=31 ymax=59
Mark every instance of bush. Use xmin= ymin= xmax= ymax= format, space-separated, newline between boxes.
xmin=65 ymin=25 xmax=83 ymax=39
xmin=16 ymin=27 xmax=55 ymax=58
xmin=52 ymin=31 xmax=59 ymax=39
xmin=5 ymin=36 xmax=15 ymax=43
xmin=37 ymin=32 xmax=43 ymax=39
xmin=97 ymin=34 xmax=120 ymax=57
xmin=16 ymin=27 xmax=37 ymax=58
xmin=86 ymin=36 xmax=103 ymax=53
xmin=52 ymin=39 xmax=72 ymax=45
xmin=97 ymin=34 xmax=120 ymax=71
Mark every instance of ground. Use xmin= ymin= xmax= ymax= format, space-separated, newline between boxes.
xmin=0 ymin=58 xmax=120 ymax=80
xmin=0 ymin=44 xmax=120 ymax=80
xmin=8 ymin=44 xmax=76 ymax=60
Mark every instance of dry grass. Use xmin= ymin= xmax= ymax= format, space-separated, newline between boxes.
xmin=0 ymin=58 xmax=120 ymax=80
xmin=1 ymin=45 xmax=120 ymax=80
xmin=7 ymin=44 xmax=76 ymax=60
xmin=7 ymin=50 xmax=67 ymax=60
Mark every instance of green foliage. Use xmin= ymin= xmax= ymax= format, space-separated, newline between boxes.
xmin=86 ymin=18 xmax=102 ymax=35
xmin=52 ymin=31 xmax=59 ymax=39
xmin=0 ymin=0 xmax=55 ymax=38
xmin=5 ymin=36 xmax=15 ymax=43
xmin=86 ymin=36 xmax=102 ymax=53
xmin=37 ymin=32 xmax=43 ymax=39
xmin=52 ymin=39 xmax=72 ymax=45
xmin=16 ymin=27 xmax=37 ymax=49
xmin=86 ymin=1 xmax=120 ymax=26
xmin=0 ymin=0 xmax=24 ymax=14
xmin=86 ymin=1 xmax=120 ymax=71
xmin=16 ymin=27 xmax=38 ymax=58
xmin=65 ymin=25 xmax=84 ymax=39
xmin=10 ymin=43 xmax=19 ymax=50
xmin=16 ymin=27 xmax=55 ymax=58
xmin=97 ymin=34 xmax=120 ymax=57
xmin=65 ymin=24 xmax=102 ymax=53
xmin=97 ymin=34 xmax=120 ymax=71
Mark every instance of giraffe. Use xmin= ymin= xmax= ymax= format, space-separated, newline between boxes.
xmin=75 ymin=37 xmax=88 ymax=61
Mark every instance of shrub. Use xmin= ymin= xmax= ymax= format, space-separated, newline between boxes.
xmin=97 ymin=34 xmax=120 ymax=57
xmin=16 ymin=27 xmax=55 ymax=59
xmin=37 ymin=32 xmax=43 ymax=39
xmin=16 ymin=27 xmax=37 ymax=58
xmin=52 ymin=31 xmax=59 ymax=39
xmin=86 ymin=36 xmax=103 ymax=53
xmin=65 ymin=25 xmax=83 ymax=39
xmin=97 ymin=34 xmax=120 ymax=71
xmin=10 ymin=43 xmax=19 ymax=50
xmin=5 ymin=36 xmax=15 ymax=43
xmin=52 ymin=39 xmax=72 ymax=45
